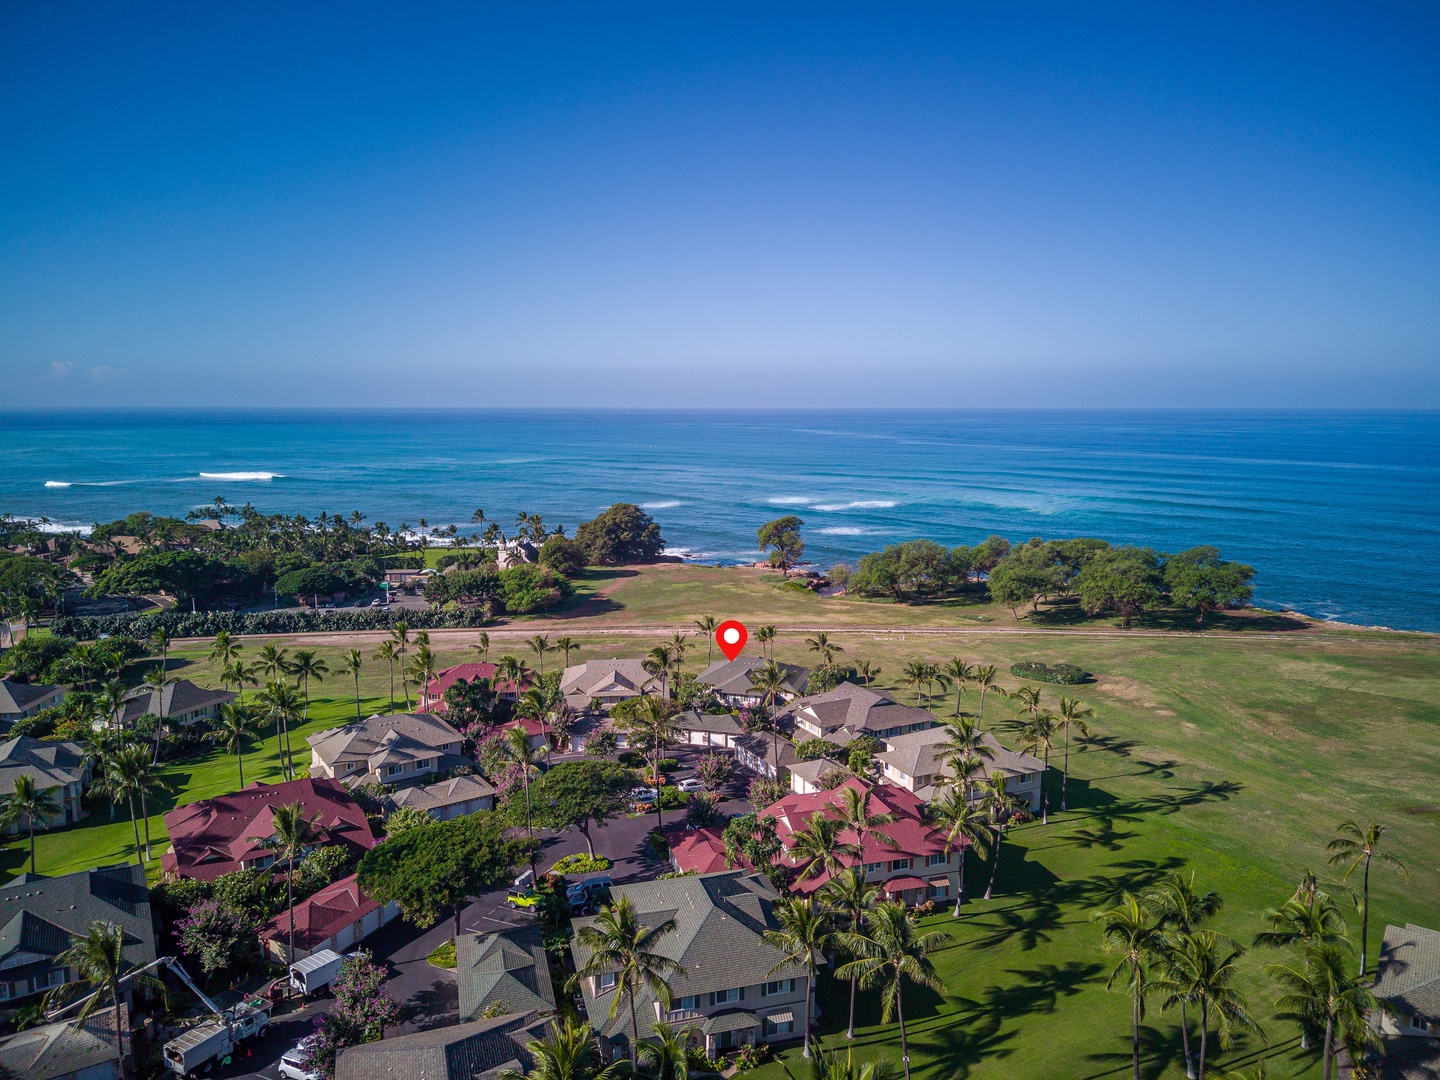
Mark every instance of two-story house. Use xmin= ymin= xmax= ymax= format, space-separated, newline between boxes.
xmin=0 ymin=864 xmax=155 ymax=1006
xmin=307 ymin=712 xmax=466 ymax=788
xmin=0 ymin=680 xmax=65 ymax=729
xmin=695 ymin=657 xmax=809 ymax=709
xmin=112 ymin=680 xmax=235 ymax=729
xmin=758 ymin=778 xmax=961 ymax=905
xmin=423 ymin=663 xmax=530 ymax=711
xmin=877 ymin=728 xmax=1047 ymax=809
xmin=570 ymin=871 xmax=811 ymax=1061
xmin=560 ymin=659 xmax=658 ymax=711
xmin=779 ymin=683 xmax=935 ymax=747
xmin=161 ymin=777 xmax=376 ymax=881
xmin=0 ymin=736 xmax=90 ymax=833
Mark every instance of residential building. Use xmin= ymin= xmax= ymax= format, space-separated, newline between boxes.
xmin=877 ymin=728 xmax=1047 ymax=809
xmin=258 ymin=873 xmax=400 ymax=961
xmin=734 ymin=731 xmax=798 ymax=781
xmin=336 ymin=1012 xmax=552 ymax=1080
xmin=0 ymin=736 xmax=90 ymax=833
xmin=0 ymin=1015 xmax=124 ymax=1080
xmin=559 ymin=659 xmax=657 ymax=710
xmin=570 ymin=870 xmax=811 ymax=1061
xmin=457 ymin=925 xmax=556 ymax=1021
xmin=112 ymin=680 xmax=235 ymax=729
xmin=666 ymin=826 xmax=730 ymax=875
xmin=0 ymin=864 xmax=155 ymax=1006
xmin=779 ymin=683 xmax=935 ymax=745
xmin=385 ymin=773 xmax=496 ymax=821
xmin=674 ymin=710 xmax=747 ymax=750
xmin=495 ymin=717 xmax=548 ymax=752
xmin=307 ymin=712 xmax=467 ymax=787
xmin=759 ymin=778 xmax=959 ymax=905
xmin=0 ymin=680 xmax=64 ymax=727
xmin=1373 ymin=923 xmax=1440 ymax=1040
xmin=424 ymin=663 xmax=529 ymax=710
xmin=161 ymin=777 xmax=376 ymax=881
xmin=696 ymin=657 xmax=809 ymax=708
xmin=787 ymin=758 xmax=852 ymax=795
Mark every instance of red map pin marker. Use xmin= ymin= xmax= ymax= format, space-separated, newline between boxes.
xmin=715 ymin=620 xmax=748 ymax=662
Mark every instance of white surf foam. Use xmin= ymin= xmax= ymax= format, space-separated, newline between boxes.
xmin=641 ymin=500 xmax=682 ymax=509
xmin=198 ymin=471 xmax=282 ymax=481
xmin=766 ymin=497 xmax=814 ymax=505
xmin=812 ymin=500 xmax=897 ymax=511
xmin=818 ymin=527 xmax=869 ymax=535
xmin=44 ymin=481 xmax=72 ymax=488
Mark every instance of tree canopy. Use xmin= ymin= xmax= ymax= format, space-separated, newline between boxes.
xmin=575 ymin=503 xmax=665 ymax=565
xmin=1073 ymin=546 xmax=1164 ymax=627
xmin=519 ymin=760 xmax=637 ymax=856
xmin=1164 ymin=546 xmax=1255 ymax=624
xmin=757 ymin=516 xmax=805 ymax=574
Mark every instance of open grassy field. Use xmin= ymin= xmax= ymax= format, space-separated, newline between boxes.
xmin=6 ymin=564 xmax=1437 ymax=1078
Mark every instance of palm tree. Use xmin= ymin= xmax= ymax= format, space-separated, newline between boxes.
xmin=99 ymin=679 xmax=129 ymax=732
xmin=749 ymin=661 xmax=793 ymax=777
xmin=668 ymin=632 xmax=689 ymax=673
xmin=1268 ymin=943 xmax=1377 ymax=1080
xmin=43 ymin=921 xmax=168 ymax=1080
xmin=639 ymin=1021 xmax=693 ymax=1080
xmin=806 ymin=632 xmax=844 ymax=667
xmin=211 ymin=703 xmax=258 ymax=788
xmin=613 ymin=695 xmax=682 ymax=830
xmin=269 ymin=802 xmax=318 ymax=987
xmin=339 ymin=648 xmax=365 ymax=721
xmin=1152 ymin=931 xmax=1259 ymax=1080
xmin=499 ymin=725 xmax=546 ymax=874
xmin=836 ymin=901 xmax=952 ymax=1080
xmin=1255 ymin=892 xmax=1349 ymax=952
xmin=472 ymin=630 xmax=491 ymax=664
xmin=1011 ymin=685 xmax=1042 ymax=725
xmin=643 ymin=645 xmax=676 ymax=698
xmin=926 ymin=666 xmax=952 ymax=712
xmin=1097 ymin=893 xmax=1166 ymax=1080
xmin=556 ymin=636 xmax=578 ymax=668
xmin=1 ymin=775 xmax=62 ymax=873
xmin=979 ymin=771 xmax=1019 ymax=900
xmin=97 ymin=744 xmax=152 ymax=865
xmin=1326 ymin=820 xmax=1408 ymax=975
xmin=786 ymin=1046 xmax=895 ymax=1080
xmin=695 ymin=616 xmax=718 ymax=665
xmin=146 ymin=628 xmax=171 ymax=680
xmin=407 ymin=644 xmax=438 ymax=709
xmin=499 ymin=1015 xmax=628 ymax=1080
xmin=901 ymin=661 xmax=926 ymax=706
xmin=258 ymin=643 xmax=291 ymax=687
xmin=390 ymin=622 xmax=413 ymax=708
xmin=573 ymin=895 xmax=686 ymax=1069
xmin=856 ymin=659 xmax=880 ymax=686
xmin=788 ymin=814 xmax=861 ymax=884
xmin=1146 ymin=872 xmax=1224 ymax=1079
xmin=140 ymin=664 xmax=172 ymax=763
xmin=928 ymin=788 xmax=990 ymax=915
xmin=376 ymin=640 xmax=399 ymax=710
xmin=933 ymin=715 xmax=995 ymax=797
xmin=762 ymin=896 xmax=833 ymax=1057
xmin=971 ymin=665 xmax=1005 ymax=725
xmin=821 ymin=868 xmax=881 ymax=1039
xmin=1056 ymin=695 xmax=1094 ymax=811
xmin=1020 ymin=711 xmax=1059 ymax=823
xmin=944 ymin=658 xmax=973 ymax=716
xmin=756 ymin=624 xmax=776 ymax=661
xmin=527 ymin=635 xmax=552 ymax=678
xmin=258 ymin=680 xmax=304 ymax=779
xmin=221 ymin=659 xmax=255 ymax=705
xmin=208 ymin=630 xmax=241 ymax=671
xmin=289 ymin=649 xmax=329 ymax=761
xmin=834 ymin=784 xmax=899 ymax=860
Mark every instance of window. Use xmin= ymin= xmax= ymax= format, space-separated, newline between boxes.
xmin=710 ymin=987 xmax=743 ymax=1006
xmin=928 ymin=883 xmax=950 ymax=898
xmin=761 ymin=979 xmax=793 ymax=997
xmin=0 ymin=982 xmax=9 ymax=1001
xmin=676 ymin=995 xmax=699 ymax=1011
xmin=889 ymin=858 xmax=912 ymax=872
xmin=765 ymin=1017 xmax=794 ymax=1036
xmin=864 ymin=862 xmax=883 ymax=875
xmin=927 ymin=853 xmax=947 ymax=867
xmin=598 ymin=973 xmax=617 ymax=991
xmin=387 ymin=765 xmax=403 ymax=776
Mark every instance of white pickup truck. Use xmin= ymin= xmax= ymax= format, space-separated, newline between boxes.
xmin=162 ymin=997 xmax=272 ymax=1077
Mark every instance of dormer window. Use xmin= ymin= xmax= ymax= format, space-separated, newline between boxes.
xmin=598 ymin=972 xmax=618 ymax=991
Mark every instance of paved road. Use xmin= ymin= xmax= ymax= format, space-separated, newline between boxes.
xmin=220 ymin=748 xmax=748 ymax=1077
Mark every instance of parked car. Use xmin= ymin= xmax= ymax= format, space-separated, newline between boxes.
xmin=369 ymin=598 xmax=384 ymax=606
xmin=628 ymin=787 xmax=658 ymax=804
xmin=676 ymin=778 xmax=704 ymax=793
xmin=506 ymin=887 xmax=543 ymax=912
xmin=566 ymin=875 xmax=613 ymax=915
xmin=279 ymin=1035 xmax=321 ymax=1080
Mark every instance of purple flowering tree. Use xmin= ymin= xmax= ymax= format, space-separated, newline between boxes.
xmin=300 ymin=952 xmax=401 ymax=1080
xmin=174 ymin=900 xmax=256 ymax=978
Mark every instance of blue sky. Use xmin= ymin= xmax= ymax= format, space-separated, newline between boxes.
xmin=2 ymin=3 xmax=1437 ymax=407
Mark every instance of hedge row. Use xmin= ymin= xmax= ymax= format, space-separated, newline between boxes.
xmin=52 ymin=605 xmax=491 ymax=641
xmin=1009 ymin=661 xmax=1092 ymax=685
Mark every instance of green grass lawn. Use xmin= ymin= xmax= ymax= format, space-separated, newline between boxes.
xmin=6 ymin=586 xmax=1438 ymax=1077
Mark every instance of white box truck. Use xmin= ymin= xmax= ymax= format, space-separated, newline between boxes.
xmin=162 ymin=997 xmax=271 ymax=1076
xmin=289 ymin=949 xmax=347 ymax=995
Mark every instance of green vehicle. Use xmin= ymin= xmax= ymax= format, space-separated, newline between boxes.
xmin=506 ymin=887 xmax=543 ymax=911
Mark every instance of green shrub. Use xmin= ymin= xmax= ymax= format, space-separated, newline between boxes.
xmin=51 ymin=604 xmax=492 ymax=641
xmin=427 ymin=939 xmax=457 ymax=968
xmin=549 ymin=853 xmax=612 ymax=876
xmin=1009 ymin=661 xmax=1091 ymax=684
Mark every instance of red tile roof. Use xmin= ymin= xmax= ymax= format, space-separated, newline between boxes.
xmin=161 ymin=777 xmax=376 ymax=882
xmin=259 ymin=873 xmax=378 ymax=951
xmin=882 ymin=875 xmax=929 ymax=893
xmin=426 ymin=664 xmax=529 ymax=709
xmin=667 ymin=827 xmax=732 ymax=875
xmin=759 ymin=778 xmax=953 ymax=894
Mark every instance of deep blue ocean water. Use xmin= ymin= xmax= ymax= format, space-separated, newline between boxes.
xmin=1 ymin=409 xmax=1436 ymax=632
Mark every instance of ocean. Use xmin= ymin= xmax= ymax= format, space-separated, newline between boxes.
xmin=1 ymin=409 xmax=1436 ymax=632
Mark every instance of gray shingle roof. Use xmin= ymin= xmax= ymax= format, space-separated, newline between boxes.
xmin=673 ymin=711 xmax=746 ymax=737
xmin=569 ymin=871 xmax=806 ymax=1041
xmin=457 ymin=925 xmax=557 ymax=1021
xmin=0 ymin=680 xmax=63 ymax=714
xmin=780 ymin=682 xmax=934 ymax=738
xmin=701 ymin=1009 xmax=760 ymax=1035
xmin=0 ymin=864 xmax=155 ymax=986
xmin=1374 ymin=923 xmax=1440 ymax=1022
xmin=877 ymin=729 xmax=1046 ymax=785
xmin=335 ymin=1012 xmax=551 ymax=1080
xmin=0 ymin=1014 xmax=121 ymax=1080
xmin=388 ymin=774 xmax=497 ymax=815
xmin=696 ymin=658 xmax=809 ymax=699
xmin=0 ymin=735 xmax=87 ymax=798
xmin=115 ymin=680 xmax=234 ymax=725
xmin=308 ymin=713 xmax=462 ymax=769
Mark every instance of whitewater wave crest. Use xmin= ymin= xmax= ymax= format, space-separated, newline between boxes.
xmin=198 ymin=471 xmax=282 ymax=481
xmin=641 ymin=500 xmax=682 ymax=509
xmin=44 ymin=481 xmax=72 ymax=488
xmin=812 ymin=499 xmax=897 ymax=511
xmin=818 ymin=526 xmax=870 ymax=535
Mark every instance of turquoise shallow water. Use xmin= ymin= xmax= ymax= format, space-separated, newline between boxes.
xmin=1 ymin=409 xmax=1436 ymax=631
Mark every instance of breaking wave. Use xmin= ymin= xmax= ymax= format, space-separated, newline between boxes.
xmin=197 ymin=471 xmax=282 ymax=481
